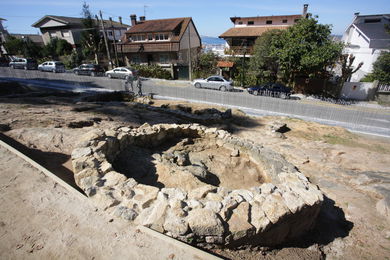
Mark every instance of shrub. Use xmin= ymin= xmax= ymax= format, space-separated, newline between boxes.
xmin=131 ymin=64 xmax=172 ymax=79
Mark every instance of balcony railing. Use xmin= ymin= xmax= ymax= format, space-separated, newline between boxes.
xmin=224 ymin=46 xmax=254 ymax=55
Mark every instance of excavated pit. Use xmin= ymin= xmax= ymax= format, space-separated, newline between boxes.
xmin=112 ymin=136 xmax=267 ymax=191
xmin=71 ymin=123 xmax=324 ymax=248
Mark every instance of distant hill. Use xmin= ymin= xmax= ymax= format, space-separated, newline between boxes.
xmin=201 ymin=36 xmax=226 ymax=45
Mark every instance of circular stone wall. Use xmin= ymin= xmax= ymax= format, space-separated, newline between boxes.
xmin=71 ymin=123 xmax=323 ymax=247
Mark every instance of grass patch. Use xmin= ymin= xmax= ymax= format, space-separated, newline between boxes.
xmin=322 ymin=134 xmax=356 ymax=146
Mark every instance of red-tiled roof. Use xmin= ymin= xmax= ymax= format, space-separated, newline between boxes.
xmin=219 ymin=26 xmax=288 ymax=38
xmin=217 ymin=61 xmax=234 ymax=67
xmin=126 ymin=17 xmax=191 ymax=34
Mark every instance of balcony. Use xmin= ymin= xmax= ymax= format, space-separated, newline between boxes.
xmin=224 ymin=45 xmax=254 ymax=56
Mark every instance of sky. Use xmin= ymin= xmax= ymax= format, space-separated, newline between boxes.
xmin=0 ymin=0 xmax=389 ymax=37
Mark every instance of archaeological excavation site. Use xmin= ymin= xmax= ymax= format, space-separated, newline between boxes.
xmin=71 ymin=123 xmax=323 ymax=248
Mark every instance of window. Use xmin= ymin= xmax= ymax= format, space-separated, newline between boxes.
xmin=49 ymin=32 xmax=57 ymax=38
xmin=247 ymin=21 xmax=254 ymax=25
xmin=365 ymin=19 xmax=381 ymax=23
xmin=156 ymin=33 xmax=169 ymax=41
xmin=62 ymin=31 xmax=70 ymax=37
xmin=294 ymin=18 xmax=300 ymax=23
xmin=238 ymin=21 xmax=243 ymax=25
xmin=132 ymin=34 xmax=145 ymax=42
xmin=148 ymin=34 xmax=153 ymax=41
xmin=132 ymin=55 xmax=141 ymax=64
xmin=108 ymin=31 xmax=113 ymax=36
xmin=266 ymin=20 xmax=272 ymax=24
xmin=282 ymin=19 xmax=288 ymax=23
xmin=159 ymin=54 xmax=169 ymax=63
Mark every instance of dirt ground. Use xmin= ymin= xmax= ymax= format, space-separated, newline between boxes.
xmin=0 ymin=83 xmax=389 ymax=259
xmin=114 ymin=137 xmax=265 ymax=192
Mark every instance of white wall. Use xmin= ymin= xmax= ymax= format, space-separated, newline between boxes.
xmin=343 ymin=26 xmax=384 ymax=81
xmin=340 ymin=82 xmax=377 ymax=100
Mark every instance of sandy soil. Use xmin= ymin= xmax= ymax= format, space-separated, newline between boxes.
xmin=0 ymin=145 xmax=213 ymax=260
xmin=0 ymin=84 xmax=389 ymax=259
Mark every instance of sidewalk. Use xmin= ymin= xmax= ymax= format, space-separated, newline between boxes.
xmin=0 ymin=143 xmax=219 ymax=260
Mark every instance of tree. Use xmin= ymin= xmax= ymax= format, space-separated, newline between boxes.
xmin=42 ymin=38 xmax=73 ymax=59
xmin=337 ymin=54 xmax=363 ymax=87
xmin=271 ymin=17 xmax=343 ymax=85
xmin=193 ymin=52 xmax=219 ymax=78
xmin=249 ymin=29 xmax=282 ymax=84
xmin=4 ymin=35 xmax=42 ymax=59
xmin=80 ymin=2 xmax=102 ymax=64
xmin=370 ymin=52 xmax=390 ymax=84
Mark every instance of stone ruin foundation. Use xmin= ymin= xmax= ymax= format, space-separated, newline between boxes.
xmin=71 ymin=123 xmax=323 ymax=247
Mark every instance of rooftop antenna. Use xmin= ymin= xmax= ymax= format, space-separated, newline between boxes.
xmin=144 ymin=5 xmax=149 ymax=17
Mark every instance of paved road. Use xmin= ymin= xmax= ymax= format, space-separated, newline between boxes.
xmin=1 ymin=67 xmax=389 ymax=137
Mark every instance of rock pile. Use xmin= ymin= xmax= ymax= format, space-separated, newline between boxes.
xmin=71 ymin=123 xmax=323 ymax=247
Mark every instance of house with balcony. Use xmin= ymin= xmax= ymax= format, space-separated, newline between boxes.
xmin=118 ymin=15 xmax=201 ymax=79
xmin=32 ymin=15 xmax=129 ymax=48
xmin=219 ymin=5 xmax=309 ymax=56
xmin=342 ymin=13 xmax=390 ymax=81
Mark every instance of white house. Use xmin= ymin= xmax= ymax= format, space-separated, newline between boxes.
xmin=342 ymin=13 xmax=390 ymax=81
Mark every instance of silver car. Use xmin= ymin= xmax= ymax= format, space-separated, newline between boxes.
xmin=38 ymin=61 xmax=65 ymax=73
xmin=105 ymin=67 xmax=138 ymax=80
xmin=192 ymin=76 xmax=233 ymax=91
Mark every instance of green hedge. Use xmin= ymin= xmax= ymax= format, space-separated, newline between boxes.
xmin=131 ymin=64 xmax=172 ymax=80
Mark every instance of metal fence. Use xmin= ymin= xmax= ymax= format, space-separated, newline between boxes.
xmin=1 ymin=67 xmax=389 ymax=136
xmin=378 ymin=83 xmax=390 ymax=93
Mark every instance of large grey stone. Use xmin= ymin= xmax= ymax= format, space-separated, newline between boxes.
xmin=187 ymin=208 xmax=225 ymax=236
xmin=188 ymin=185 xmax=217 ymax=200
xmin=114 ymin=206 xmax=138 ymax=221
xmin=163 ymin=213 xmax=189 ymax=237
xmin=137 ymin=192 xmax=169 ymax=232
xmin=71 ymin=147 xmax=92 ymax=159
xmin=132 ymin=184 xmax=159 ymax=209
xmin=250 ymin=201 xmax=271 ymax=233
xmin=227 ymin=202 xmax=255 ymax=241
xmin=262 ymin=193 xmax=291 ymax=224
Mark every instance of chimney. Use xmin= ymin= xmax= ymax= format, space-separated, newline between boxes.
xmin=302 ymin=4 xmax=309 ymax=18
xmin=130 ymin=14 xmax=137 ymax=26
xmin=139 ymin=16 xmax=146 ymax=22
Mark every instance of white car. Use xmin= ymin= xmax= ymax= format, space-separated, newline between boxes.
xmin=192 ymin=76 xmax=233 ymax=91
xmin=38 ymin=61 xmax=65 ymax=73
xmin=105 ymin=67 xmax=138 ymax=80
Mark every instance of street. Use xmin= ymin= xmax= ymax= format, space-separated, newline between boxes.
xmin=1 ymin=67 xmax=389 ymax=137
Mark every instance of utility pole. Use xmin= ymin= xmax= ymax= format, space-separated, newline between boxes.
xmin=240 ymin=39 xmax=247 ymax=87
xmin=98 ymin=11 xmax=113 ymax=69
xmin=109 ymin=17 xmax=119 ymax=67
xmin=118 ymin=16 xmax=125 ymax=65
xmin=187 ymin=24 xmax=192 ymax=81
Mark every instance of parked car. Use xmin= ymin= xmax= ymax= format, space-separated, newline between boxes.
xmin=192 ymin=76 xmax=233 ymax=91
xmin=9 ymin=58 xmax=37 ymax=70
xmin=105 ymin=67 xmax=138 ymax=80
xmin=73 ymin=64 xmax=104 ymax=76
xmin=38 ymin=61 xmax=65 ymax=73
xmin=247 ymin=83 xmax=292 ymax=99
